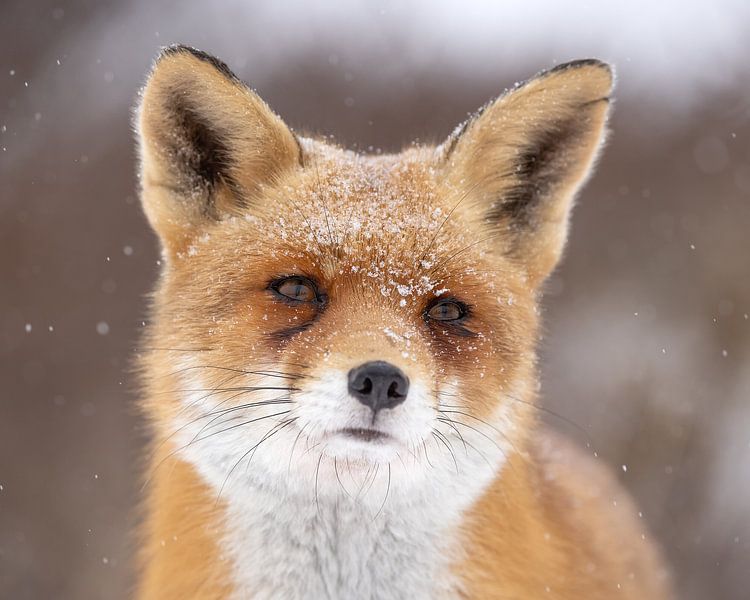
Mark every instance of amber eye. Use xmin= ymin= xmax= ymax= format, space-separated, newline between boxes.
xmin=426 ymin=300 xmax=466 ymax=322
xmin=272 ymin=276 xmax=319 ymax=303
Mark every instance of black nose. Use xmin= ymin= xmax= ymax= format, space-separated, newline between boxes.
xmin=347 ymin=361 xmax=409 ymax=413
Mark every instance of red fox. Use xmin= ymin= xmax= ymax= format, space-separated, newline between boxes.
xmin=135 ymin=45 xmax=672 ymax=599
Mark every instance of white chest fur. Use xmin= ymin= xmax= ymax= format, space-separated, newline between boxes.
xmin=221 ymin=486 xmax=461 ymax=600
xmin=177 ymin=420 xmax=509 ymax=600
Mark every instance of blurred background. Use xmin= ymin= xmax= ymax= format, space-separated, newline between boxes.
xmin=1 ymin=1 xmax=749 ymax=598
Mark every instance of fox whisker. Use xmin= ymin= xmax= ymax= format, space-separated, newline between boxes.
xmin=359 ymin=462 xmax=380 ymax=501
xmin=214 ymin=416 xmax=298 ymax=506
xmin=421 ymin=439 xmax=435 ymax=469
xmin=333 ymin=457 xmax=352 ymax=499
xmin=436 ymin=415 xmax=505 ymax=462
xmin=287 ymin=422 xmax=309 ymax=475
xmin=372 ymin=463 xmax=391 ymax=521
xmin=192 ymin=397 xmax=294 ymax=441
xmin=436 ymin=415 xmax=469 ymax=454
xmin=431 ymin=430 xmax=459 ymax=474
xmin=439 ymin=408 xmax=521 ymax=456
xmin=242 ymin=416 xmax=298 ymax=475
xmin=193 ymin=410 xmax=293 ymax=446
xmin=143 ymin=410 xmax=293 ymax=490
xmin=427 ymin=233 xmax=503 ymax=276
xmin=137 ymin=346 xmax=214 ymax=353
xmin=166 ymin=364 xmax=305 ymax=381
xmin=436 ymin=419 xmax=493 ymax=468
xmin=169 ymin=369 xmax=257 ymax=416
xmin=505 ymin=394 xmax=592 ymax=444
xmin=162 ymin=385 xmax=300 ymax=395
xmin=417 ymin=180 xmax=482 ymax=265
xmin=164 ymin=383 xmax=298 ymax=418
xmin=152 ymin=396 xmax=294 ymax=458
xmin=314 ymin=448 xmax=326 ymax=517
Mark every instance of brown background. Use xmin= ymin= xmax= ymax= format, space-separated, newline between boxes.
xmin=1 ymin=1 xmax=749 ymax=598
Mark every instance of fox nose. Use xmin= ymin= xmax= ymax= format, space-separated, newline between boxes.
xmin=348 ymin=361 xmax=409 ymax=413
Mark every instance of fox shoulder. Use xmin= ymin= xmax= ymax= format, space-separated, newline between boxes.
xmin=460 ymin=428 xmax=673 ymax=599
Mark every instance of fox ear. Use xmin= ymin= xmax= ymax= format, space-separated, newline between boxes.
xmin=136 ymin=45 xmax=302 ymax=254
xmin=441 ymin=59 xmax=613 ymax=287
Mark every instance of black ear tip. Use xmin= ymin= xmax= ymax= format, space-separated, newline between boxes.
xmin=547 ymin=58 xmax=613 ymax=76
xmin=159 ymin=43 xmax=192 ymax=58
xmin=155 ymin=44 xmax=240 ymax=83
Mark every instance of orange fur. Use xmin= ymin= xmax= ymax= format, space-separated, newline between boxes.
xmin=459 ymin=431 xmax=671 ymax=598
xmin=138 ymin=453 xmax=232 ymax=599
xmin=134 ymin=46 xmax=672 ymax=599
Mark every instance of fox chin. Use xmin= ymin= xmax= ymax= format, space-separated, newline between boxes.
xmin=134 ymin=45 xmax=673 ymax=599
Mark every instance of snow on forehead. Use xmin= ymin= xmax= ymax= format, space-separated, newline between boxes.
xmin=270 ymin=146 xmax=469 ymax=255
xmin=294 ymin=149 xmax=441 ymax=231
xmin=260 ymin=144 xmax=479 ymax=301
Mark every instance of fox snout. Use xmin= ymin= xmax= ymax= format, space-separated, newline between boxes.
xmin=347 ymin=361 xmax=410 ymax=414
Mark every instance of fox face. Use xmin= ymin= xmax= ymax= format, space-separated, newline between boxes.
xmin=137 ymin=46 xmax=611 ymax=511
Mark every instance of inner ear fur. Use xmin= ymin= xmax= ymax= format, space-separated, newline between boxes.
xmin=442 ymin=59 xmax=614 ymax=286
xmin=136 ymin=45 xmax=302 ymax=253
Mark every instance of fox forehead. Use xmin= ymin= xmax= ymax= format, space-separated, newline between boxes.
xmin=204 ymin=141 xmax=489 ymax=289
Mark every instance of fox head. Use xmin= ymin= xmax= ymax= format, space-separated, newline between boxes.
xmin=136 ymin=46 xmax=612 ymax=512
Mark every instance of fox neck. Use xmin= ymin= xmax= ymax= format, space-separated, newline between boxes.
xmin=169 ymin=406 xmax=517 ymax=600
xmin=214 ymin=482 xmax=462 ymax=599
xmin=186 ymin=440 xmax=507 ymax=600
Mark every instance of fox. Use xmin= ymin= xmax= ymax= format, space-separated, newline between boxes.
xmin=134 ymin=45 xmax=672 ymax=599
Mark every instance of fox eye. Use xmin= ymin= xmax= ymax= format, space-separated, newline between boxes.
xmin=426 ymin=300 xmax=466 ymax=322
xmin=271 ymin=276 xmax=319 ymax=303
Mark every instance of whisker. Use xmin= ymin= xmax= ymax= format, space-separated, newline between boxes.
xmin=190 ymin=397 xmax=293 ymax=441
xmin=287 ymin=192 xmax=329 ymax=260
xmin=506 ymin=394 xmax=593 ymax=444
xmin=431 ymin=430 xmax=459 ymax=474
xmin=355 ymin=462 xmax=375 ymax=499
xmin=334 ymin=457 xmax=352 ymax=498
xmin=436 ymin=419 xmax=494 ymax=467
xmin=151 ymin=396 xmax=293 ymax=459
xmin=142 ymin=410 xmax=292 ymax=491
xmin=287 ymin=423 xmax=308 ymax=475
xmin=154 ymin=385 xmax=299 ymax=396
xmin=438 ymin=408 xmax=520 ymax=455
xmin=418 ymin=180 xmax=482 ymax=264
xmin=314 ymin=449 xmax=326 ymax=516
xmin=421 ymin=439 xmax=435 ymax=469
xmin=170 ymin=369 xmax=254 ymax=418
xmin=372 ymin=463 xmax=391 ymax=521
xmin=436 ymin=415 xmax=505 ymax=457
xmin=193 ymin=410 xmax=292 ymax=445
xmin=158 ymin=384 xmax=298 ymax=424
xmin=434 ymin=411 xmax=469 ymax=454
xmin=165 ymin=364 xmax=304 ymax=381
xmin=214 ymin=416 xmax=297 ymax=506
xmin=428 ymin=233 xmax=502 ymax=275
xmin=137 ymin=346 xmax=214 ymax=352
xmin=242 ymin=417 xmax=298 ymax=475
xmin=360 ymin=462 xmax=380 ymax=500
xmin=300 ymin=438 xmax=325 ymax=458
